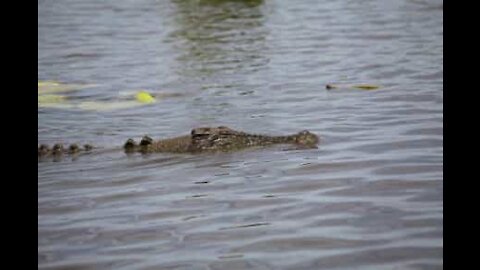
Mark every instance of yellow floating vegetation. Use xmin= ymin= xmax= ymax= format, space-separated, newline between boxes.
xmin=38 ymin=94 xmax=77 ymax=109
xmin=38 ymin=80 xmax=97 ymax=94
xmin=38 ymin=94 xmax=66 ymax=104
xmin=135 ymin=90 xmax=156 ymax=104
xmin=38 ymin=84 xmax=160 ymax=111
xmin=38 ymin=81 xmax=60 ymax=87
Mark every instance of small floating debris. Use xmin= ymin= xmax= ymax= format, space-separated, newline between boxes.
xmin=189 ymin=194 xmax=208 ymax=198
xmin=194 ymin=180 xmax=210 ymax=184
xmin=182 ymin=215 xmax=205 ymax=221
xmin=326 ymin=84 xmax=381 ymax=90
xmin=219 ymin=222 xmax=270 ymax=230
xmin=218 ymin=253 xmax=244 ymax=259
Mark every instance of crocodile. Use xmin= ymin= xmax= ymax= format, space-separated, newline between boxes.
xmin=38 ymin=126 xmax=319 ymax=159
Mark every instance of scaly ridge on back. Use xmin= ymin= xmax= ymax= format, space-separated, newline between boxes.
xmin=38 ymin=143 xmax=94 ymax=158
xmin=39 ymin=126 xmax=320 ymax=161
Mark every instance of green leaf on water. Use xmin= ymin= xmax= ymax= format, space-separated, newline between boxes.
xmin=326 ymin=83 xmax=381 ymax=90
xmin=352 ymin=84 xmax=380 ymax=90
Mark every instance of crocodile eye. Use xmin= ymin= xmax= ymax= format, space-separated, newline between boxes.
xmin=140 ymin=136 xmax=153 ymax=146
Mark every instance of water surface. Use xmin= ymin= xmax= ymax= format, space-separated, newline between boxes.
xmin=38 ymin=0 xmax=443 ymax=269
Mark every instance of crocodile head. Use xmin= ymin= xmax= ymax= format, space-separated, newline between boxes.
xmin=292 ymin=130 xmax=319 ymax=148
xmin=189 ymin=126 xmax=319 ymax=151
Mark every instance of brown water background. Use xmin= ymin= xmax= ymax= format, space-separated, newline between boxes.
xmin=38 ymin=0 xmax=443 ymax=269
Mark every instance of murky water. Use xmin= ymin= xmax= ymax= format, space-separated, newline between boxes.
xmin=38 ymin=0 xmax=443 ymax=269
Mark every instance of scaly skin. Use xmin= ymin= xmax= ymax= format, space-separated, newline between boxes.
xmin=39 ymin=126 xmax=319 ymax=159
xmin=125 ymin=126 xmax=319 ymax=153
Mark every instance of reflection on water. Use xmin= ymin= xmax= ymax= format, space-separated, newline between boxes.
xmin=170 ymin=0 xmax=266 ymax=78
xmin=38 ymin=0 xmax=442 ymax=269
xmin=168 ymin=0 xmax=270 ymax=123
